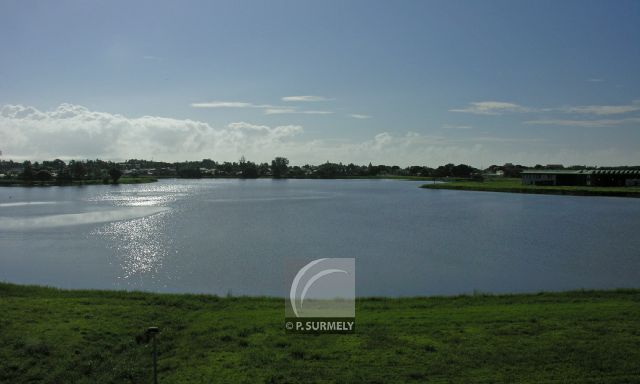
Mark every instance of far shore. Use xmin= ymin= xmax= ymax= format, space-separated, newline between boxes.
xmin=0 ymin=176 xmax=158 ymax=187
xmin=422 ymin=178 xmax=640 ymax=198
xmin=0 ymin=175 xmax=452 ymax=187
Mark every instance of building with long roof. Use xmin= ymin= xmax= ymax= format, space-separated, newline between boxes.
xmin=521 ymin=169 xmax=640 ymax=187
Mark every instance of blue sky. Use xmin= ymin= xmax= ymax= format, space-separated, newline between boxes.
xmin=1 ymin=0 xmax=639 ymax=166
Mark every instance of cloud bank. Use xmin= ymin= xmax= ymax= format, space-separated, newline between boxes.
xmin=1 ymin=103 xmax=637 ymax=166
xmin=0 ymin=103 xmax=498 ymax=165
xmin=0 ymin=104 xmax=304 ymax=162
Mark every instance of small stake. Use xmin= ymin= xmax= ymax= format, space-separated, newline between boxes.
xmin=146 ymin=327 xmax=160 ymax=384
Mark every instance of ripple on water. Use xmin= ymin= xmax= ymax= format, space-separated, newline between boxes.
xmin=0 ymin=201 xmax=59 ymax=208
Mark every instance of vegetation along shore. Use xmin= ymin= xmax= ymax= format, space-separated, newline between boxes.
xmin=422 ymin=178 xmax=640 ymax=198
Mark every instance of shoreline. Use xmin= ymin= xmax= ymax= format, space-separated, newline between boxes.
xmin=1 ymin=280 xmax=638 ymax=299
xmin=0 ymin=175 xmax=442 ymax=187
xmin=0 ymin=176 xmax=158 ymax=187
xmin=421 ymin=178 xmax=640 ymax=198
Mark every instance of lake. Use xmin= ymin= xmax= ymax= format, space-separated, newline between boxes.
xmin=1 ymin=179 xmax=639 ymax=297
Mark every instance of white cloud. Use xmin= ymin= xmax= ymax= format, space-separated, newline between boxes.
xmin=465 ymin=136 xmax=544 ymax=143
xmin=228 ymin=121 xmax=303 ymax=137
xmin=264 ymin=108 xmax=333 ymax=115
xmin=524 ymin=117 xmax=640 ymax=127
xmin=450 ymin=101 xmax=531 ymax=115
xmin=282 ymin=95 xmax=330 ymax=102
xmin=191 ymin=101 xmax=254 ymax=108
xmin=587 ymin=78 xmax=604 ymax=82
xmin=450 ymin=99 xmax=640 ymax=119
xmin=349 ymin=114 xmax=371 ymax=119
xmin=191 ymin=101 xmax=332 ymax=115
xmin=227 ymin=121 xmax=271 ymax=131
xmin=264 ymin=108 xmax=297 ymax=115
xmin=301 ymin=110 xmax=333 ymax=115
xmin=558 ymin=101 xmax=640 ymax=115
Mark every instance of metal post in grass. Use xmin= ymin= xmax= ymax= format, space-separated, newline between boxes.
xmin=146 ymin=327 xmax=160 ymax=384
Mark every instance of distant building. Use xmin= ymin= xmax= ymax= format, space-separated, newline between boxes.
xmin=522 ymin=169 xmax=640 ymax=187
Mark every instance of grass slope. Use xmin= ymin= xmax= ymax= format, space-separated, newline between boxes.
xmin=421 ymin=178 xmax=640 ymax=197
xmin=1 ymin=283 xmax=639 ymax=383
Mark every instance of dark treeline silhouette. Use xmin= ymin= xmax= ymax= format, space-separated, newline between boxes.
xmin=3 ymin=158 xmax=638 ymax=182
xmin=0 ymin=159 xmax=124 ymax=184
xmin=0 ymin=157 xmax=483 ymax=181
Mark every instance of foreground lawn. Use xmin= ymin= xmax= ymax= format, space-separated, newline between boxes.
xmin=1 ymin=283 xmax=639 ymax=383
xmin=421 ymin=178 xmax=640 ymax=197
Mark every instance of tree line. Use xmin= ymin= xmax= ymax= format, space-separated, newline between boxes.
xmin=4 ymin=157 xmax=636 ymax=183
xmin=0 ymin=157 xmax=483 ymax=182
xmin=0 ymin=159 xmax=122 ymax=184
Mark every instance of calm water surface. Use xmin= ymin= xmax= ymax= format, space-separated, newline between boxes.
xmin=1 ymin=179 xmax=639 ymax=296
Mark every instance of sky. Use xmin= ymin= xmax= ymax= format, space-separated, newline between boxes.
xmin=0 ymin=0 xmax=639 ymax=167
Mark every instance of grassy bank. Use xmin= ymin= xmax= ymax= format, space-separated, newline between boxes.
xmin=421 ymin=178 xmax=640 ymax=197
xmin=328 ymin=175 xmax=447 ymax=181
xmin=1 ymin=283 xmax=639 ymax=383
xmin=0 ymin=176 xmax=158 ymax=187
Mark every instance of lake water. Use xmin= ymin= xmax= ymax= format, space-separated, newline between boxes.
xmin=1 ymin=179 xmax=639 ymax=297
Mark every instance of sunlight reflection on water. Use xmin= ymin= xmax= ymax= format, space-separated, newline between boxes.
xmin=86 ymin=183 xmax=195 ymax=207
xmin=81 ymin=184 xmax=192 ymax=288
xmin=91 ymin=211 xmax=173 ymax=287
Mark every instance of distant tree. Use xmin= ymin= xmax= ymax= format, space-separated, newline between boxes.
xmin=434 ymin=163 xmax=454 ymax=177
xmin=421 ymin=166 xmax=435 ymax=177
xmin=70 ymin=161 xmax=86 ymax=180
xmin=258 ymin=162 xmax=271 ymax=177
xmin=317 ymin=162 xmax=341 ymax=178
xmin=201 ymin=158 xmax=217 ymax=169
xmin=52 ymin=159 xmax=65 ymax=170
xmin=503 ymin=163 xmax=524 ymax=178
xmin=366 ymin=162 xmax=380 ymax=176
xmin=20 ymin=161 xmax=33 ymax=180
xmin=451 ymin=164 xmax=476 ymax=178
xmin=241 ymin=162 xmax=259 ymax=178
xmin=109 ymin=168 xmax=122 ymax=183
xmin=56 ymin=168 xmax=72 ymax=184
xmin=433 ymin=163 xmax=477 ymax=178
xmin=287 ymin=165 xmax=306 ymax=178
xmin=271 ymin=157 xmax=289 ymax=178
xmin=34 ymin=169 xmax=52 ymax=181
xmin=407 ymin=165 xmax=429 ymax=176
xmin=177 ymin=167 xmax=202 ymax=178
xmin=217 ymin=162 xmax=234 ymax=176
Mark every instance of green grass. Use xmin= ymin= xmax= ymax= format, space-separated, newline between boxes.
xmin=421 ymin=178 xmax=640 ymax=197
xmin=1 ymin=282 xmax=639 ymax=383
xmin=331 ymin=175 xmax=444 ymax=181
xmin=0 ymin=176 xmax=158 ymax=187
